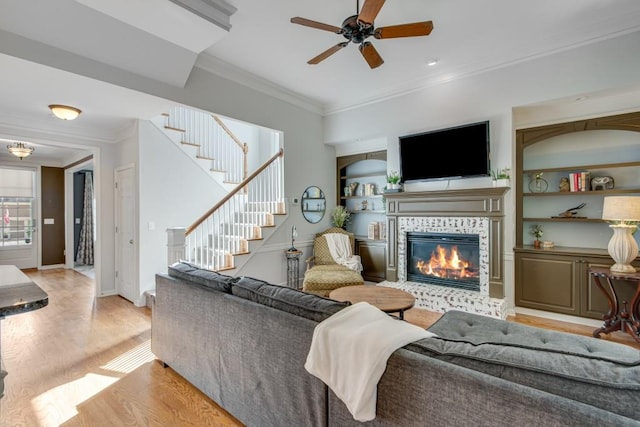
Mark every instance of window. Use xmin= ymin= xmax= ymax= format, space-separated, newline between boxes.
xmin=0 ymin=167 xmax=35 ymax=247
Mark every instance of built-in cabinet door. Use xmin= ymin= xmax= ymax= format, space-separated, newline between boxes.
xmin=516 ymin=252 xmax=640 ymax=320
xmin=357 ymin=239 xmax=386 ymax=282
xmin=515 ymin=253 xmax=579 ymax=316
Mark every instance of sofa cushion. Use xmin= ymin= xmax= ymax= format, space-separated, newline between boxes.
xmin=411 ymin=310 xmax=640 ymax=420
xmin=232 ymin=276 xmax=350 ymax=322
xmin=168 ymin=261 xmax=237 ymax=293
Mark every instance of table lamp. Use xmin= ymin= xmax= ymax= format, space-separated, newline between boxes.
xmin=602 ymin=196 xmax=640 ymax=273
xmin=289 ymin=225 xmax=298 ymax=252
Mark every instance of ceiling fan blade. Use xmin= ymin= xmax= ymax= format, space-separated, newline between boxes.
xmin=359 ymin=41 xmax=384 ymax=69
xmin=291 ymin=17 xmax=342 ymax=33
xmin=375 ymin=21 xmax=434 ymax=39
xmin=308 ymin=42 xmax=349 ymax=64
xmin=357 ymin=0 xmax=385 ymax=26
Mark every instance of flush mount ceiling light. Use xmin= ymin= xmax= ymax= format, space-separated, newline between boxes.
xmin=49 ymin=104 xmax=82 ymax=120
xmin=7 ymin=142 xmax=34 ymax=160
xmin=426 ymin=58 xmax=439 ymax=66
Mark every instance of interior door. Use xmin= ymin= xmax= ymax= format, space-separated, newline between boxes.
xmin=115 ymin=165 xmax=137 ymax=303
xmin=0 ymin=167 xmax=38 ymax=269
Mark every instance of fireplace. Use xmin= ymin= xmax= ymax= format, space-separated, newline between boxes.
xmin=406 ymin=232 xmax=480 ymax=291
xmin=381 ymin=188 xmax=508 ymax=319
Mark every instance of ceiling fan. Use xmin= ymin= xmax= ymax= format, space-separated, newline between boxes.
xmin=290 ymin=0 xmax=433 ymax=69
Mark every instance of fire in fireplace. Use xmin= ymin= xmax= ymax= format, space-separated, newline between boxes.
xmin=406 ymin=232 xmax=480 ymax=291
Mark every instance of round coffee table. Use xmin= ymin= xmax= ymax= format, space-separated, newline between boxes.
xmin=329 ymin=285 xmax=415 ymax=320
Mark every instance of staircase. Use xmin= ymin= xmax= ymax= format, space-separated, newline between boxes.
xmin=153 ymin=106 xmax=248 ymax=190
xmin=157 ymin=107 xmax=286 ymax=273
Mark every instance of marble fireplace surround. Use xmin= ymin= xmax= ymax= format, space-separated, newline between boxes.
xmin=382 ymin=188 xmax=508 ymax=319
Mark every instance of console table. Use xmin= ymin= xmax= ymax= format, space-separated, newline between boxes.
xmin=0 ymin=265 xmax=49 ymax=398
xmin=590 ymin=267 xmax=640 ymax=343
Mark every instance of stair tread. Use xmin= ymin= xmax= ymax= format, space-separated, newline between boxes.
xmin=231 ymin=250 xmax=250 ymax=256
xmin=181 ymin=142 xmax=200 ymax=147
xmin=164 ymin=125 xmax=185 ymax=132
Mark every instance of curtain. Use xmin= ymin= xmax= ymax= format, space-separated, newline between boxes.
xmin=76 ymin=172 xmax=94 ymax=265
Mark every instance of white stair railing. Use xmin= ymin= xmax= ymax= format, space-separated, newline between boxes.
xmin=180 ymin=149 xmax=285 ymax=271
xmin=165 ymin=106 xmax=248 ymax=183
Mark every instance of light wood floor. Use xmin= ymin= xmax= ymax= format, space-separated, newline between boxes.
xmin=1 ymin=269 xmax=638 ymax=426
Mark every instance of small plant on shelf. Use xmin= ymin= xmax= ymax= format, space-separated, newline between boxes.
xmin=331 ymin=206 xmax=352 ymax=228
xmin=387 ymin=170 xmax=401 ymax=184
xmin=491 ymin=167 xmax=511 ymax=181
xmin=530 ymin=224 xmax=544 ymax=248
xmin=386 ymin=170 xmax=402 ymax=190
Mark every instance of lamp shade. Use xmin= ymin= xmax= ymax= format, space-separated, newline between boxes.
xmin=49 ymin=104 xmax=82 ymax=120
xmin=602 ymin=196 xmax=640 ymax=222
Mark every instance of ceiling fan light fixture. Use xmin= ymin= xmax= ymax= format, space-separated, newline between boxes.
xmin=49 ymin=104 xmax=82 ymax=120
xmin=7 ymin=142 xmax=34 ymax=160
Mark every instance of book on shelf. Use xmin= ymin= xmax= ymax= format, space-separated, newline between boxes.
xmin=568 ymin=171 xmax=590 ymax=192
xmin=368 ymin=222 xmax=379 ymax=240
xmin=378 ymin=221 xmax=386 ymax=240
xmin=367 ymin=221 xmax=386 ymax=240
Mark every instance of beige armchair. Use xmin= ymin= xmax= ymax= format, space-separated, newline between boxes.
xmin=302 ymin=227 xmax=364 ymax=297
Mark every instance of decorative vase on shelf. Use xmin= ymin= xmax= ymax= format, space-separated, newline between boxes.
xmin=529 ymin=173 xmax=548 ymax=193
xmin=493 ymin=179 xmax=509 ymax=187
xmin=533 ymin=239 xmax=541 ymax=249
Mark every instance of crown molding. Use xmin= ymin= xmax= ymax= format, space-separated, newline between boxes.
xmin=168 ymin=0 xmax=237 ymax=31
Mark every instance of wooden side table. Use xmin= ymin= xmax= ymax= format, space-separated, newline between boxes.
xmin=285 ymin=250 xmax=303 ymax=289
xmin=589 ymin=267 xmax=640 ymax=342
xmin=329 ymin=285 xmax=415 ymax=320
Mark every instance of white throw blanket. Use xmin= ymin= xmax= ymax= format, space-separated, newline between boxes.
xmin=324 ymin=233 xmax=363 ymax=272
xmin=304 ymin=302 xmax=436 ymax=422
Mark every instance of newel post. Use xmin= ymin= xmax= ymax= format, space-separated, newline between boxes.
xmin=167 ymin=227 xmax=186 ymax=266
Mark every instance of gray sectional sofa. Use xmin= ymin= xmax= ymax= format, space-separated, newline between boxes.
xmin=152 ymin=262 xmax=640 ymax=426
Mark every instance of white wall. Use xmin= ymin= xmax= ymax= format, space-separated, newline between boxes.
xmin=134 ymin=121 xmax=228 ymax=304
xmin=323 ymin=30 xmax=640 ymax=312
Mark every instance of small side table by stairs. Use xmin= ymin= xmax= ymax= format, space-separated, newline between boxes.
xmin=285 ymin=249 xmax=303 ymax=290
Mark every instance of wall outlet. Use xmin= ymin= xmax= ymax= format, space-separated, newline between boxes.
xmin=291 ymin=197 xmax=299 ymax=205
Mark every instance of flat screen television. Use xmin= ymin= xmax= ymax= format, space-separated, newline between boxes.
xmin=399 ymin=121 xmax=490 ymax=183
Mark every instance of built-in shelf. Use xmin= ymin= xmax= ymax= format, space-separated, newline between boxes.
xmin=341 ymin=195 xmax=384 ymax=200
xmin=337 ymin=150 xmax=388 ymax=282
xmin=339 ymin=172 xmax=386 ymax=180
xmin=523 ymin=160 xmax=640 ymax=175
xmin=352 ymin=210 xmax=386 ymax=214
xmin=515 ymin=110 xmax=640 ymax=319
xmin=523 ymin=189 xmax=640 ymax=197
xmin=523 ymin=217 xmax=604 ymax=223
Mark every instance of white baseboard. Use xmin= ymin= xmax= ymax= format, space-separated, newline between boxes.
xmin=39 ymin=264 xmax=66 ymax=270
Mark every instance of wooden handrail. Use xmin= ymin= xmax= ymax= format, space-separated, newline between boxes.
xmin=185 ymin=148 xmax=284 ymax=235
xmin=212 ymin=115 xmax=246 ymax=151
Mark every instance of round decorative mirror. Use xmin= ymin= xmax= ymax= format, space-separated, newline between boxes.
xmin=301 ymin=186 xmax=325 ymax=224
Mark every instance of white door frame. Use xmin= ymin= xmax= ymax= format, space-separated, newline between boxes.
xmin=64 ymin=149 xmax=101 ymax=296
xmin=114 ymin=163 xmax=139 ymax=304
